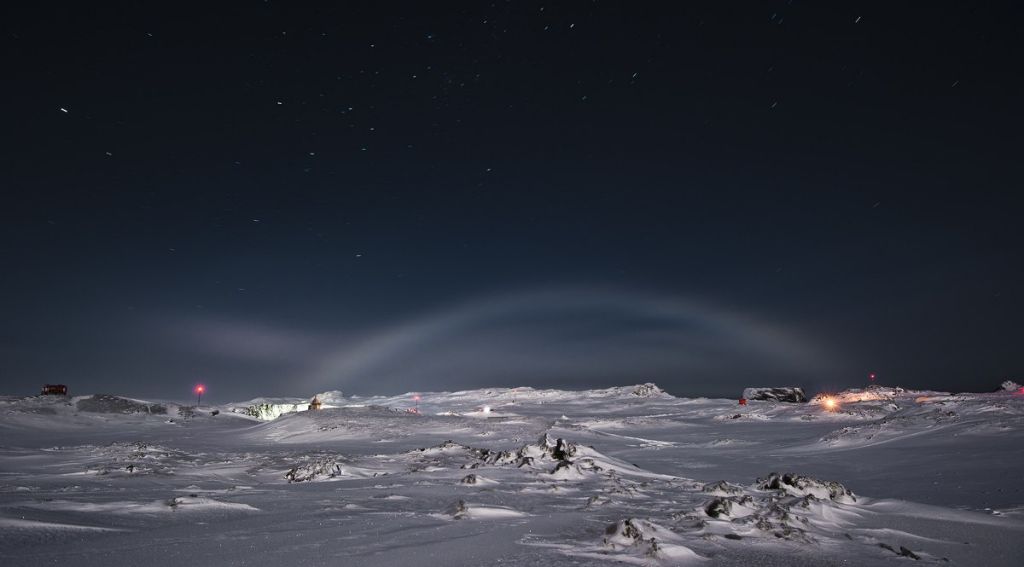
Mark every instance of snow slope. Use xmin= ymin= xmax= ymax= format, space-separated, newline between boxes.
xmin=1 ymin=384 xmax=1022 ymax=566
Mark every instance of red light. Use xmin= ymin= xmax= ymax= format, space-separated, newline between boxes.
xmin=195 ymin=385 xmax=205 ymax=394
xmin=413 ymin=395 xmax=421 ymax=401
xmin=869 ymin=373 xmax=876 ymax=380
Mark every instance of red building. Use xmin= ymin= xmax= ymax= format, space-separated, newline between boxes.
xmin=41 ymin=384 xmax=68 ymax=395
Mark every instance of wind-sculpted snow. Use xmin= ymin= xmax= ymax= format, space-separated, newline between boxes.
xmin=1 ymin=383 xmax=1022 ymax=566
xmin=441 ymin=499 xmax=528 ymax=520
xmin=23 ymin=496 xmax=259 ymax=515
xmin=82 ymin=441 xmax=199 ymax=476
xmin=75 ymin=394 xmax=167 ymax=415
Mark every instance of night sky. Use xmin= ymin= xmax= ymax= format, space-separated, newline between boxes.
xmin=4 ymin=2 xmax=1021 ymax=401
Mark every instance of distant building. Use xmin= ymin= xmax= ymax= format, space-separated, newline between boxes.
xmin=41 ymin=384 xmax=68 ymax=396
xmin=308 ymin=396 xmax=322 ymax=410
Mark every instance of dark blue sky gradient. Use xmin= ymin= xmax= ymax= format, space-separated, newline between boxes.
xmin=3 ymin=2 xmax=1021 ymax=400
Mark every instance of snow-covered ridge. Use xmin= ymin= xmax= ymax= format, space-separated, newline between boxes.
xmin=227 ymin=383 xmax=671 ymax=422
xmin=0 ymin=384 xmax=673 ymax=428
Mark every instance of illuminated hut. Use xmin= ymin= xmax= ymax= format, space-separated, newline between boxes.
xmin=41 ymin=384 xmax=68 ymax=396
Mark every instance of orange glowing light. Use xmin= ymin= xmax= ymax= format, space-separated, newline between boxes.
xmin=822 ymin=397 xmax=838 ymax=411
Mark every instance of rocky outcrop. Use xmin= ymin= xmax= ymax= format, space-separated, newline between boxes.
xmin=742 ymin=387 xmax=808 ymax=403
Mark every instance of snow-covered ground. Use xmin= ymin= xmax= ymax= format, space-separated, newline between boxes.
xmin=1 ymin=384 xmax=1022 ymax=566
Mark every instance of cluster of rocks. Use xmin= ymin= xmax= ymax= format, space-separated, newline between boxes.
xmin=697 ymin=472 xmax=857 ymax=542
xmin=630 ymin=383 xmax=666 ymax=397
xmin=406 ymin=434 xmax=607 ymax=480
xmin=284 ymin=457 xmax=347 ymax=482
xmin=756 ymin=472 xmax=856 ymax=503
xmin=742 ymin=387 xmax=808 ymax=403
xmin=463 ymin=434 xmax=601 ymax=478
xmin=602 ymin=518 xmax=670 ymax=558
xmin=92 ymin=441 xmax=189 ymax=476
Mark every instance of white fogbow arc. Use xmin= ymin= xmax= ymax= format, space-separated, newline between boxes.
xmin=305 ymin=288 xmax=834 ymax=391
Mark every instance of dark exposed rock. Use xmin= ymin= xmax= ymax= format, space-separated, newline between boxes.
xmin=879 ymin=543 xmax=921 ymax=560
xmin=446 ymin=499 xmax=468 ymax=519
xmin=702 ymin=480 xmax=745 ymax=495
xmin=631 ymin=383 xmax=666 ymax=397
xmin=705 ymin=497 xmax=732 ymax=518
xmin=704 ymin=495 xmax=753 ymax=518
xmin=757 ymin=472 xmax=855 ymax=502
xmin=550 ymin=437 xmax=578 ymax=461
xmin=285 ymin=458 xmax=343 ymax=482
xmin=742 ymin=387 xmax=808 ymax=403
